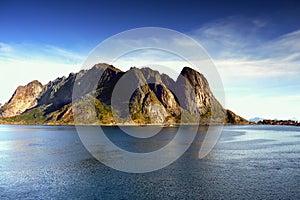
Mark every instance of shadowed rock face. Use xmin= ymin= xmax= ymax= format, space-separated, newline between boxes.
xmin=226 ymin=110 xmax=248 ymax=124
xmin=149 ymin=83 xmax=181 ymax=117
xmin=175 ymin=67 xmax=215 ymax=115
xmin=1 ymin=80 xmax=43 ymax=117
xmin=172 ymin=67 xmax=227 ymax=124
xmin=0 ymin=63 xmax=247 ymax=125
xmin=38 ymin=63 xmax=113 ymax=113
xmin=140 ymin=68 xmax=181 ymax=117
xmin=38 ymin=74 xmax=75 ymax=113
xmin=126 ymin=68 xmax=170 ymax=124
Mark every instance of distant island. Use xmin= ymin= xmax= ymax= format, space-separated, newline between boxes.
xmin=252 ymin=119 xmax=300 ymax=126
xmin=0 ymin=63 xmax=249 ymax=126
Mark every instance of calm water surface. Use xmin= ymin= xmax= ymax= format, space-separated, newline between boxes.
xmin=0 ymin=125 xmax=299 ymax=199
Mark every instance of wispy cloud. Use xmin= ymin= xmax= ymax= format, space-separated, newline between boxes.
xmin=262 ymin=30 xmax=300 ymax=59
xmin=0 ymin=42 xmax=13 ymax=53
xmin=0 ymin=42 xmax=85 ymax=64
xmin=45 ymin=45 xmax=85 ymax=63
xmin=191 ymin=16 xmax=268 ymax=58
xmin=187 ymin=16 xmax=300 ymax=119
xmin=0 ymin=42 xmax=85 ymax=104
xmin=215 ymin=57 xmax=300 ymax=79
xmin=189 ymin=16 xmax=300 ymax=79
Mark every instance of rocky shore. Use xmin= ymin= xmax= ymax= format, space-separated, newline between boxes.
xmin=252 ymin=119 xmax=300 ymax=126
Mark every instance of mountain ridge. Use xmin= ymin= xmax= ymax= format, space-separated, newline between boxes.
xmin=0 ymin=63 xmax=248 ymax=125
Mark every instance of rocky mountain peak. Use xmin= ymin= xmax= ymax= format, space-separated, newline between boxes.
xmin=140 ymin=67 xmax=163 ymax=84
xmin=1 ymin=80 xmax=43 ymax=117
xmin=174 ymin=67 xmax=214 ymax=115
xmin=179 ymin=67 xmax=209 ymax=87
xmin=98 ymin=65 xmax=124 ymax=88
xmin=126 ymin=67 xmax=148 ymax=86
xmin=92 ymin=63 xmax=122 ymax=73
xmin=93 ymin=63 xmax=111 ymax=70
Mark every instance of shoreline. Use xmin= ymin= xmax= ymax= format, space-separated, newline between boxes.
xmin=0 ymin=122 xmax=299 ymax=127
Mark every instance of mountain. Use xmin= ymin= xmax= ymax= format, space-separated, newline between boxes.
xmin=0 ymin=80 xmax=43 ymax=118
xmin=226 ymin=110 xmax=248 ymax=124
xmin=0 ymin=63 xmax=248 ymax=125
xmin=249 ymin=117 xmax=264 ymax=122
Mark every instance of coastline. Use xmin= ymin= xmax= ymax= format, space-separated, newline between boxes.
xmin=0 ymin=120 xmax=241 ymax=127
xmin=1 ymin=121 xmax=299 ymax=127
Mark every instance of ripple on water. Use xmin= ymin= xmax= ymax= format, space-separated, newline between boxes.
xmin=0 ymin=125 xmax=299 ymax=199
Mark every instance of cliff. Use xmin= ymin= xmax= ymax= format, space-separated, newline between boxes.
xmin=0 ymin=80 xmax=43 ymax=118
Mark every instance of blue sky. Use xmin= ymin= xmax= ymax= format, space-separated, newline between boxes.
xmin=1 ymin=0 xmax=300 ymax=120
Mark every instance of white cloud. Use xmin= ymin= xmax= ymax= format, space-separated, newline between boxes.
xmin=0 ymin=42 xmax=85 ymax=63
xmin=0 ymin=58 xmax=81 ymax=104
xmin=45 ymin=45 xmax=85 ymax=62
xmin=281 ymin=53 xmax=300 ymax=62
xmin=191 ymin=16 xmax=268 ymax=58
xmin=188 ymin=17 xmax=300 ymax=80
xmin=0 ymin=42 xmax=84 ymax=104
xmin=0 ymin=42 xmax=13 ymax=53
xmin=215 ymin=57 xmax=300 ymax=80
xmin=187 ymin=16 xmax=300 ymax=119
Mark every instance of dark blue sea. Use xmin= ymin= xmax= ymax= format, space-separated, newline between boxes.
xmin=0 ymin=125 xmax=299 ymax=199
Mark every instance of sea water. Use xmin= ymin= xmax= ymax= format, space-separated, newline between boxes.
xmin=0 ymin=125 xmax=299 ymax=199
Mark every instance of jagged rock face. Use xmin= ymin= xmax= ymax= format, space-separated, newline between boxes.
xmin=149 ymin=83 xmax=181 ymax=116
xmin=175 ymin=67 xmax=221 ymax=116
xmin=140 ymin=90 xmax=169 ymax=124
xmin=226 ymin=110 xmax=248 ymax=124
xmin=75 ymin=63 xmax=114 ymax=98
xmin=110 ymin=67 xmax=171 ymax=124
xmin=129 ymin=85 xmax=170 ymax=124
xmin=140 ymin=67 xmax=163 ymax=83
xmin=1 ymin=80 xmax=43 ymax=117
xmin=96 ymin=65 xmax=124 ymax=104
xmin=38 ymin=74 xmax=76 ymax=113
xmin=140 ymin=68 xmax=181 ymax=116
xmin=38 ymin=63 xmax=113 ymax=113
xmin=109 ymin=67 xmax=147 ymax=115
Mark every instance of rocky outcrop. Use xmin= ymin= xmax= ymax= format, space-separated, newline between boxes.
xmin=96 ymin=64 xmax=124 ymax=104
xmin=1 ymin=80 xmax=43 ymax=117
xmin=109 ymin=67 xmax=171 ymax=124
xmin=226 ymin=110 xmax=248 ymax=124
xmin=140 ymin=67 xmax=181 ymax=117
xmin=149 ymin=83 xmax=181 ymax=117
xmin=175 ymin=67 xmax=221 ymax=115
xmin=38 ymin=75 xmax=74 ymax=113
